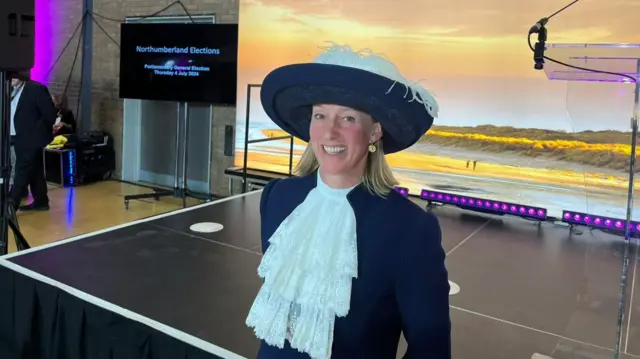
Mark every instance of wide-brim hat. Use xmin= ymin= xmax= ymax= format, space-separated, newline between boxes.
xmin=259 ymin=44 xmax=439 ymax=154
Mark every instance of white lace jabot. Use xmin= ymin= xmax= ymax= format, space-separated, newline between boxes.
xmin=246 ymin=172 xmax=359 ymax=359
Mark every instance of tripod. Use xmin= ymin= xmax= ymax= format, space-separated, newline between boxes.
xmin=123 ymin=102 xmax=213 ymax=209
xmin=0 ymin=71 xmax=30 ymax=255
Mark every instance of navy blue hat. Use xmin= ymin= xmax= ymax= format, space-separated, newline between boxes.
xmin=259 ymin=45 xmax=439 ymax=154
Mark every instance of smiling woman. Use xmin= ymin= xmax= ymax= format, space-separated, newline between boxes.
xmin=245 ymin=44 xmax=451 ymax=359
xmin=302 ymin=103 xmax=385 ymax=190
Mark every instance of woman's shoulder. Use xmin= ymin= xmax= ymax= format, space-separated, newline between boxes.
xmin=262 ymin=175 xmax=312 ymax=197
xmin=260 ymin=175 xmax=315 ymax=213
xmin=378 ymin=191 xmax=436 ymax=221
xmin=373 ymin=192 xmax=442 ymax=244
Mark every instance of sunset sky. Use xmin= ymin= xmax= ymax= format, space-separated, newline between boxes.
xmin=236 ymin=0 xmax=640 ymax=133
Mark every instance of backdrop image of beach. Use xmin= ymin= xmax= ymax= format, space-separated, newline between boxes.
xmin=234 ymin=0 xmax=640 ymax=221
xmin=236 ymin=84 xmax=639 ymax=221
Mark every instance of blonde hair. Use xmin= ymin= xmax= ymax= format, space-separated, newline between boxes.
xmin=294 ymin=141 xmax=399 ymax=197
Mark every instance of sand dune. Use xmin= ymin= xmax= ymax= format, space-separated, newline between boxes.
xmin=231 ymin=129 xmax=634 ymax=193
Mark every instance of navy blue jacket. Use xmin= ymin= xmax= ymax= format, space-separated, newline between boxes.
xmin=256 ymin=173 xmax=451 ymax=359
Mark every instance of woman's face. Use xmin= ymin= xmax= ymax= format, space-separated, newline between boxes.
xmin=309 ymin=104 xmax=382 ymax=180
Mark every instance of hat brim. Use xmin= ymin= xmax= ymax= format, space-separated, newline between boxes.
xmin=259 ymin=63 xmax=434 ymax=154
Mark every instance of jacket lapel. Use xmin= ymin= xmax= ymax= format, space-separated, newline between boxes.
xmin=14 ymin=82 xmax=28 ymax=116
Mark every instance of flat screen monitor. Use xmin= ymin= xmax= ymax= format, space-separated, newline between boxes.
xmin=118 ymin=23 xmax=238 ymax=105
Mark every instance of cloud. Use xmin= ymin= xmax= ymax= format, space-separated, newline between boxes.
xmin=278 ymin=16 xmax=306 ymax=25
xmin=248 ymin=0 xmax=640 ymax=41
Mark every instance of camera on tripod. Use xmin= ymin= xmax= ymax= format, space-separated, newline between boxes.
xmin=0 ymin=0 xmax=35 ymax=255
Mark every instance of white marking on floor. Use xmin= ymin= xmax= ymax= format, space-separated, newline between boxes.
xmin=446 ymin=219 xmax=490 ymax=256
xmin=449 ymin=280 xmax=460 ymax=296
xmin=152 ymin=224 xmax=261 ymax=256
xmin=0 ymin=191 xmax=259 ymax=259
xmin=450 ymin=305 xmax=632 ymax=355
xmin=190 ymin=222 xmax=224 ymax=233
xmin=531 ymin=354 xmax=554 ymax=359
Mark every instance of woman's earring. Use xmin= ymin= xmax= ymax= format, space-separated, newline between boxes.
xmin=368 ymin=143 xmax=377 ymax=153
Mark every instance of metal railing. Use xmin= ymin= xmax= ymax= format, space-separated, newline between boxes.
xmin=242 ymin=84 xmax=295 ymax=193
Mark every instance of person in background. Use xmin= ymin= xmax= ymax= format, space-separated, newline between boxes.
xmin=245 ymin=44 xmax=451 ymax=359
xmin=9 ymin=72 xmax=56 ymax=211
xmin=51 ymin=93 xmax=76 ymax=135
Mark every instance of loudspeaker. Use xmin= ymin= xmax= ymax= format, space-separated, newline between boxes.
xmin=0 ymin=0 xmax=35 ymax=72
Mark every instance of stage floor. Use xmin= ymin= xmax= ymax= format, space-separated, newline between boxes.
xmin=1 ymin=190 xmax=639 ymax=358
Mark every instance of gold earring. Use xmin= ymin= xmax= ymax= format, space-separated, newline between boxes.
xmin=368 ymin=143 xmax=377 ymax=153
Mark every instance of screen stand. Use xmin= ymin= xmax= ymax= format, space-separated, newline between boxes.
xmin=0 ymin=71 xmax=31 ymax=255
xmin=123 ymin=102 xmax=213 ymax=210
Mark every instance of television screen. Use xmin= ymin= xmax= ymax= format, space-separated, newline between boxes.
xmin=118 ymin=23 xmax=238 ymax=104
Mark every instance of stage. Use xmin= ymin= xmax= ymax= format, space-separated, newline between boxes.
xmin=0 ymin=190 xmax=638 ymax=358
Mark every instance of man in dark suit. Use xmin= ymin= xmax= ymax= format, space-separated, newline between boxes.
xmin=9 ymin=73 xmax=56 ymax=211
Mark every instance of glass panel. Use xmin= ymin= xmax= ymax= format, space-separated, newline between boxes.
xmin=556 ymin=67 xmax=639 ymax=359
xmin=545 ymin=43 xmax=640 ymax=83
xmin=138 ymin=100 xmax=179 ymax=187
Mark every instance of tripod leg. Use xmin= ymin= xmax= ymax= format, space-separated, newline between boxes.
xmin=7 ymin=217 xmax=29 ymax=251
xmin=7 ymin=201 xmax=29 ymax=251
xmin=7 ymin=199 xmax=18 ymax=230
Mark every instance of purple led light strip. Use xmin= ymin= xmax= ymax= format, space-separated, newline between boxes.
xmin=562 ymin=210 xmax=640 ymax=233
xmin=420 ymin=189 xmax=547 ymax=219
xmin=395 ymin=188 xmax=636 ymax=233
xmin=393 ymin=186 xmax=408 ymax=197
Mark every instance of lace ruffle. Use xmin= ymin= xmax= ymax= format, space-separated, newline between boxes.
xmin=246 ymin=183 xmax=358 ymax=359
